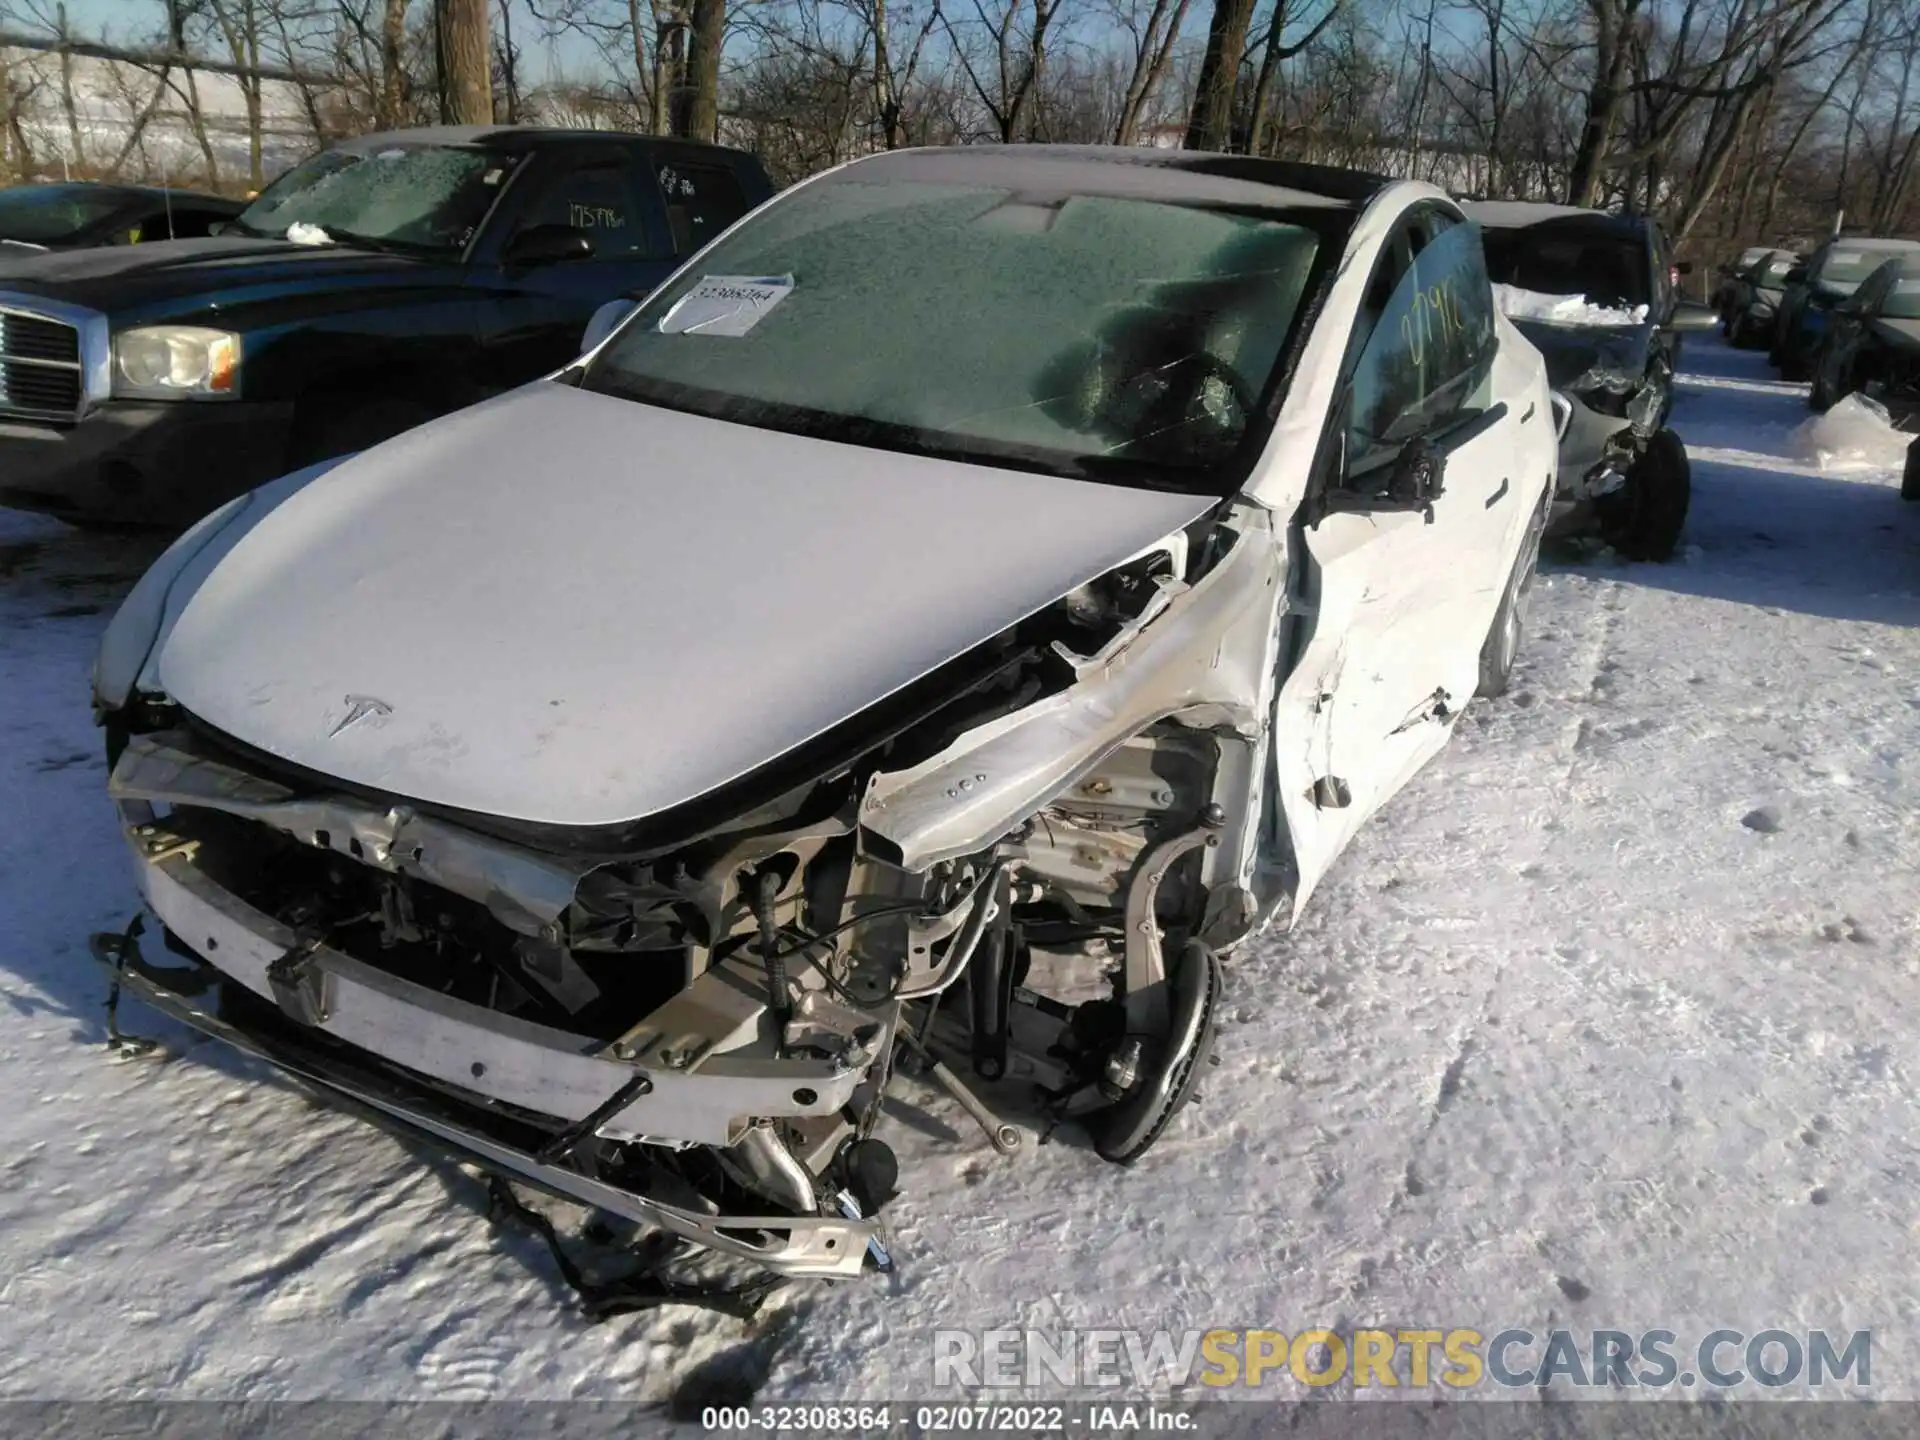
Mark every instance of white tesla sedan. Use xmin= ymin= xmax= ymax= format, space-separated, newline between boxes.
xmin=90 ymin=146 xmax=1555 ymax=1300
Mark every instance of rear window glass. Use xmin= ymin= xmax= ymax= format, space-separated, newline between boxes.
xmin=0 ymin=185 xmax=126 ymax=243
xmin=1480 ymin=228 xmax=1648 ymax=308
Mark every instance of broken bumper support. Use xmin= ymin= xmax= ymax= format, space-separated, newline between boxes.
xmin=89 ymin=922 xmax=881 ymax=1280
xmin=103 ymin=813 xmax=885 ymax=1281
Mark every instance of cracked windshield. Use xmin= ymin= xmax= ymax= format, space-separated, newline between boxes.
xmin=586 ymin=179 xmax=1325 ymax=488
xmin=232 ymin=144 xmax=513 ymax=253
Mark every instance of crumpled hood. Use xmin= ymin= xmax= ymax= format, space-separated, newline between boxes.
xmin=155 ymin=382 xmax=1214 ymax=830
xmin=1510 ymin=319 xmax=1652 ymax=393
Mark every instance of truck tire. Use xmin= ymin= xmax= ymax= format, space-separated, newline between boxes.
xmin=1599 ymin=428 xmax=1690 ymax=562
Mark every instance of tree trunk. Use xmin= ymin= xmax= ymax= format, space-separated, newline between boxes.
xmin=380 ymin=0 xmax=409 ymax=128
xmin=1246 ymin=0 xmax=1292 ymax=155
xmin=437 ymin=0 xmax=493 ymax=125
xmin=1566 ymin=0 xmax=1629 ymax=206
xmin=654 ymin=5 xmax=686 ymax=134
xmin=245 ymin=4 xmax=264 ymax=190
xmin=497 ymin=0 xmax=522 ymax=122
xmin=1185 ymin=0 xmax=1258 ymax=150
xmin=873 ymin=0 xmax=902 ymax=149
xmin=0 ymin=56 xmax=14 ymax=187
xmin=681 ymin=0 xmax=724 ymax=141
xmin=56 ymin=3 xmax=85 ymax=174
xmin=1114 ymin=0 xmax=1191 ymax=146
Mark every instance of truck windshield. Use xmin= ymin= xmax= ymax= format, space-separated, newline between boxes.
xmin=582 ymin=177 xmax=1335 ymax=492
xmin=234 ymin=144 xmax=515 ymax=254
xmin=0 ymin=184 xmax=127 ymax=244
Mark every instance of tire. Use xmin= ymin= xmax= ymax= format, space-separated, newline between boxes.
xmin=1598 ymin=428 xmax=1691 ymax=562
xmin=1091 ymin=940 xmax=1222 ymax=1166
xmin=1477 ymin=493 xmax=1548 ymax=699
xmin=1903 ymin=438 xmax=1920 ymax=502
xmin=1809 ymin=354 xmax=1834 ymax=413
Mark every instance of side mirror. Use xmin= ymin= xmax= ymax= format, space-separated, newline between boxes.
xmin=1385 ymin=435 xmax=1447 ymax=520
xmin=1786 ymin=265 xmax=1809 ymax=284
xmin=208 ymin=220 xmax=229 ymax=237
xmin=581 ymin=298 xmax=637 ymax=354
xmin=505 ymin=223 xmax=592 ymax=266
xmin=1669 ymin=300 xmax=1719 ymax=333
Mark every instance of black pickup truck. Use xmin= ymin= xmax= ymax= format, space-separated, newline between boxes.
xmin=0 ymin=125 xmax=773 ymax=528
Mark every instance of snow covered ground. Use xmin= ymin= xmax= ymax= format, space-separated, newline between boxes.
xmin=1 ymin=334 xmax=1916 ymax=1410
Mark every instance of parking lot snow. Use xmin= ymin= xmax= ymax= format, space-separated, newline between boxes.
xmin=0 ymin=334 xmax=1915 ymax=1407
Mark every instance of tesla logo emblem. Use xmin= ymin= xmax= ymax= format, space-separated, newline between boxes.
xmin=329 ymin=694 xmax=393 ymax=737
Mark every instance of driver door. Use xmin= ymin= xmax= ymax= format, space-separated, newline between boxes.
xmin=1272 ymin=211 xmax=1526 ymax=918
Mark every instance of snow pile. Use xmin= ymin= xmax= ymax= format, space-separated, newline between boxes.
xmin=1493 ymin=282 xmax=1649 ymax=327
xmin=284 ymin=222 xmax=335 ymax=246
xmin=1787 ymin=393 xmax=1914 ymax=474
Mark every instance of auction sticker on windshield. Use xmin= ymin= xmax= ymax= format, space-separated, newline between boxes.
xmin=659 ymin=274 xmax=796 ymax=337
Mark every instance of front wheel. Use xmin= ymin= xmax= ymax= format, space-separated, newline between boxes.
xmin=1090 ymin=940 xmax=1222 ymax=1166
xmin=1477 ymin=491 xmax=1548 ymax=698
xmin=1598 ymin=428 xmax=1691 ymax=562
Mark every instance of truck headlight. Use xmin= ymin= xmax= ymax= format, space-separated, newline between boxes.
xmin=113 ymin=326 xmax=241 ymax=399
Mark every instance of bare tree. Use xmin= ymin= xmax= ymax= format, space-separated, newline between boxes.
xmin=435 ymin=0 xmax=491 ymax=121
xmin=1107 ymin=0 xmax=1192 ymax=144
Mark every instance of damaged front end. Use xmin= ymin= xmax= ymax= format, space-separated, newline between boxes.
xmin=1512 ymin=320 xmax=1667 ymax=518
xmin=96 ymin=504 xmax=1287 ymax=1295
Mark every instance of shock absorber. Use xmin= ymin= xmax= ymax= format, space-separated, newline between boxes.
xmin=752 ymin=868 xmax=790 ymax=1026
xmin=968 ymin=870 xmax=1015 ymax=1080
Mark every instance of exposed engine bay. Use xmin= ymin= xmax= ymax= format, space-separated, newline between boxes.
xmin=96 ymin=503 xmax=1289 ymax=1301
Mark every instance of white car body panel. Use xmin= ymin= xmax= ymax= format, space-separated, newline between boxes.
xmin=154 ymin=381 xmax=1215 ymax=829
xmin=1242 ymin=183 xmax=1555 ymax=917
xmin=94 ymin=156 xmax=1561 ymax=1275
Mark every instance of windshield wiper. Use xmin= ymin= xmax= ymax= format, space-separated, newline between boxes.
xmin=323 ymin=228 xmax=442 ymax=258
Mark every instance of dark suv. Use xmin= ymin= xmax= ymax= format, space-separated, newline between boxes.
xmin=1769 ymin=236 xmax=1920 ymax=381
xmin=1466 ymin=200 xmax=1715 ymax=561
xmin=0 ymin=126 xmax=773 ymax=529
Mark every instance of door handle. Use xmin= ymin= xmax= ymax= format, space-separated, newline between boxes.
xmin=1485 ymin=477 xmax=1509 ymax=508
xmin=1520 ymin=401 xmax=1536 ymax=424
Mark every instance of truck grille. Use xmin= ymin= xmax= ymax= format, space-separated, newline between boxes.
xmin=0 ymin=307 xmax=85 ymax=422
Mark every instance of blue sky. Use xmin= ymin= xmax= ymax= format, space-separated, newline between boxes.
xmin=59 ymin=0 xmax=591 ymax=87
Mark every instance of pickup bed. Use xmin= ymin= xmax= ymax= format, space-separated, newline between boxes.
xmin=0 ymin=125 xmax=773 ymax=529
